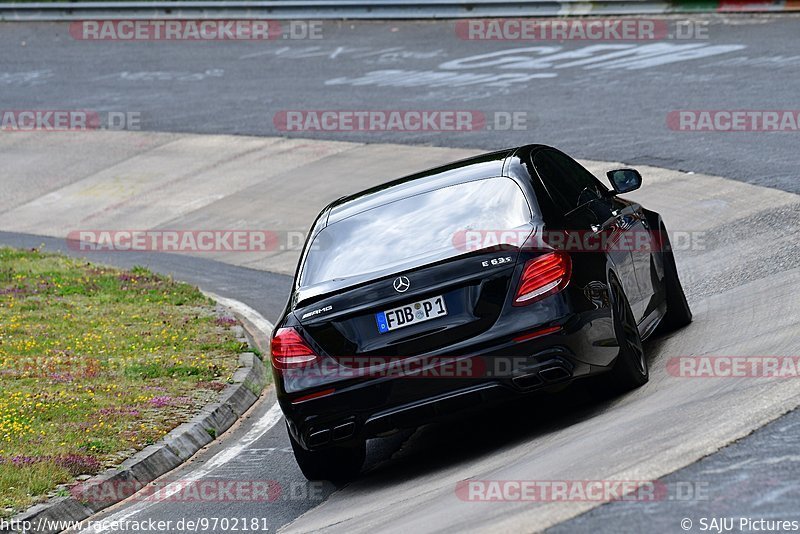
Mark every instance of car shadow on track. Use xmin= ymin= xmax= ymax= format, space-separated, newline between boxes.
xmin=355 ymin=336 xmax=671 ymax=487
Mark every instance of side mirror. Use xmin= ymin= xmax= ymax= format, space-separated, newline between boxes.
xmin=606 ymin=168 xmax=642 ymax=195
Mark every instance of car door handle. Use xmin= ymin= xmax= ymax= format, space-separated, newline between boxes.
xmin=597 ymin=215 xmax=618 ymax=232
xmin=613 ymin=206 xmax=637 ymax=218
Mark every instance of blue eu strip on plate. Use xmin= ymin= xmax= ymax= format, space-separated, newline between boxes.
xmin=376 ymin=311 xmax=389 ymax=334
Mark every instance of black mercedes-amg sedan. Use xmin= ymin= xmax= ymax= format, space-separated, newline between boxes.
xmin=271 ymin=145 xmax=692 ymax=481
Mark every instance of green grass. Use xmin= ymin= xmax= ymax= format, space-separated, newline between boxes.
xmin=0 ymin=247 xmax=248 ymax=517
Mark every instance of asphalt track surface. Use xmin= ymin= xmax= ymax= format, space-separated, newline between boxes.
xmin=548 ymin=407 xmax=800 ymax=533
xmin=2 ymin=226 xmax=798 ymax=532
xmin=1 ymin=13 xmax=799 ymax=534
xmin=2 ymin=14 xmax=800 ymax=193
xmin=2 ymin=137 xmax=799 ymax=532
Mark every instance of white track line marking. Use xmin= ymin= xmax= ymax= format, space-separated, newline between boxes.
xmin=81 ymin=294 xmax=280 ymax=533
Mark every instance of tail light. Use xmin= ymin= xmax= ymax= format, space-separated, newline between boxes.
xmin=513 ymin=251 xmax=572 ymax=306
xmin=271 ymin=327 xmax=319 ymax=370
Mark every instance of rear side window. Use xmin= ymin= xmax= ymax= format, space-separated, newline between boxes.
xmin=300 ymin=177 xmax=532 ymax=287
xmin=533 ymin=149 xmax=608 ymax=213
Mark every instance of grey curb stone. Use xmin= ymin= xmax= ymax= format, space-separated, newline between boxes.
xmin=190 ymin=401 xmax=238 ymax=438
xmin=11 ymin=497 xmax=93 ymax=526
xmin=8 ymin=307 xmax=269 ymax=533
xmin=72 ymin=467 xmax=143 ymax=514
xmin=162 ymin=422 xmax=214 ymax=462
xmin=119 ymin=444 xmax=182 ymax=490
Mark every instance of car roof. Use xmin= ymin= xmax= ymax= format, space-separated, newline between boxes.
xmin=325 ymin=145 xmax=547 ymax=226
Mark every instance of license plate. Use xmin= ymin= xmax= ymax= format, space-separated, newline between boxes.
xmin=376 ymin=295 xmax=448 ymax=334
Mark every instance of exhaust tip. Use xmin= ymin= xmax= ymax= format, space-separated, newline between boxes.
xmin=512 ymin=373 xmax=544 ymax=389
xmin=539 ymin=366 xmax=571 ymax=382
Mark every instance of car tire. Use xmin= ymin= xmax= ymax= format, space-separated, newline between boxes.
xmin=288 ymin=424 xmax=365 ymax=482
xmin=603 ymin=276 xmax=649 ymax=394
xmin=656 ymin=226 xmax=693 ymax=334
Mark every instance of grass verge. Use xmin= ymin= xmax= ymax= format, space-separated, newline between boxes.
xmin=0 ymin=246 xmax=250 ymax=517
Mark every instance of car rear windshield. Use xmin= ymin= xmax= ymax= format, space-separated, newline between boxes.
xmin=300 ymin=177 xmax=532 ymax=287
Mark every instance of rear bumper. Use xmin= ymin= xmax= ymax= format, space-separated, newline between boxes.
xmin=280 ymin=323 xmax=613 ymax=450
